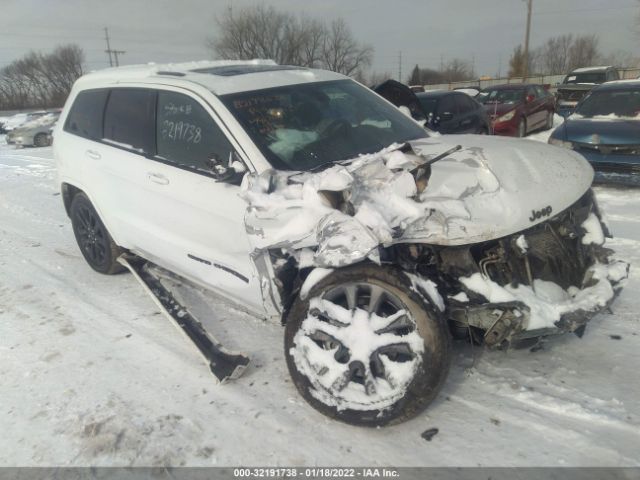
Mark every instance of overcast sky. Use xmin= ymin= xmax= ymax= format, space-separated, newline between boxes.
xmin=1 ymin=0 xmax=638 ymax=79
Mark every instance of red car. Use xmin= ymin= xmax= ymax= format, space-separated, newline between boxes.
xmin=478 ymin=84 xmax=555 ymax=137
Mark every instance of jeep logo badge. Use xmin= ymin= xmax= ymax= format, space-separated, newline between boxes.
xmin=529 ymin=206 xmax=552 ymax=222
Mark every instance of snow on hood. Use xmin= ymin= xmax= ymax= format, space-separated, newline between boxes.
xmin=241 ymin=136 xmax=594 ymax=268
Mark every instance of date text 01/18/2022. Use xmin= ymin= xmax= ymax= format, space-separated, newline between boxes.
xmin=232 ymin=468 xmax=400 ymax=478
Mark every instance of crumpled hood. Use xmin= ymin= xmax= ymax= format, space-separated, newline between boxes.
xmin=242 ymin=135 xmax=593 ymax=267
xmin=409 ymin=135 xmax=593 ymax=244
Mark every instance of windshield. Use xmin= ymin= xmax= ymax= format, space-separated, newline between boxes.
xmin=564 ymin=73 xmax=606 ymax=84
xmin=575 ymin=89 xmax=640 ymax=119
xmin=221 ymin=80 xmax=428 ymax=171
xmin=478 ymin=89 xmax=523 ymax=104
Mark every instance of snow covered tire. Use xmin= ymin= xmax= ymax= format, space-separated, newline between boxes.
xmin=284 ymin=264 xmax=451 ymax=427
xmin=70 ymin=192 xmax=124 ymax=275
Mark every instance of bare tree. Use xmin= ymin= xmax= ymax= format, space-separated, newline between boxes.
xmin=508 ymin=45 xmax=526 ymax=77
xmin=442 ymin=59 xmax=474 ymax=82
xmin=207 ymin=5 xmax=372 ymax=77
xmin=533 ymin=34 xmax=573 ymax=74
xmin=0 ymin=44 xmax=84 ymax=110
xmin=568 ymin=34 xmax=600 ymax=70
xmin=320 ymin=19 xmax=372 ymax=77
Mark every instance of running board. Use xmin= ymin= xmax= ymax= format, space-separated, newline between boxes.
xmin=118 ymin=255 xmax=250 ymax=383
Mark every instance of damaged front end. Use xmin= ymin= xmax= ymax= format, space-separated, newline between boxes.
xmin=429 ymin=190 xmax=629 ymax=348
xmin=242 ymin=138 xmax=628 ymax=346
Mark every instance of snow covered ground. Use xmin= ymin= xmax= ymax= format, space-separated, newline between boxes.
xmin=1 ymin=134 xmax=639 ymax=467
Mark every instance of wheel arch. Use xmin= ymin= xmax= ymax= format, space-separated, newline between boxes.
xmin=61 ymin=182 xmax=82 ymax=217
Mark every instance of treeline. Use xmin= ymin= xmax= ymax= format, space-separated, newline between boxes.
xmin=509 ymin=34 xmax=639 ymax=77
xmin=407 ymin=59 xmax=475 ymax=85
xmin=0 ymin=44 xmax=84 ymax=110
xmin=207 ymin=5 xmax=373 ymax=79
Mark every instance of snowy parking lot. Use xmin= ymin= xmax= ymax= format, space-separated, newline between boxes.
xmin=1 ymin=134 xmax=639 ymax=467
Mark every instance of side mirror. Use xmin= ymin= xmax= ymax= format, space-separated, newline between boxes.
xmin=440 ymin=112 xmax=454 ymax=122
xmin=526 ymin=94 xmax=535 ymax=103
xmin=208 ymin=152 xmax=247 ymax=183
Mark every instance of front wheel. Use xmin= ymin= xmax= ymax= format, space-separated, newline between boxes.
xmin=284 ymin=265 xmax=451 ymax=427
xmin=517 ymin=118 xmax=527 ymax=137
xmin=70 ymin=192 xmax=124 ymax=274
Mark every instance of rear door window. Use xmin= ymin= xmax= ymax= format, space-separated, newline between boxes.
xmin=156 ymin=90 xmax=235 ymax=173
xmin=64 ymin=89 xmax=109 ymax=140
xmin=437 ymin=95 xmax=457 ymax=116
xmin=455 ymin=94 xmax=477 ymax=114
xmin=103 ymin=88 xmax=156 ymax=154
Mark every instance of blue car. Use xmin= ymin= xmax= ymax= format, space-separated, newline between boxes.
xmin=549 ymin=80 xmax=640 ymax=186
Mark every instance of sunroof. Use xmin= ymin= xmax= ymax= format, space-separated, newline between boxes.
xmin=190 ymin=64 xmax=304 ymax=76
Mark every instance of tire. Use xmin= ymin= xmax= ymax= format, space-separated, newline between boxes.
xmin=284 ymin=264 xmax=451 ymax=427
xmin=517 ymin=118 xmax=527 ymax=137
xmin=33 ymin=133 xmax=49 ymax=147
xmin=544 ymin=111 xmax=554 ymax=130
xmin=69 ymin=192 xmax=124 ymax=274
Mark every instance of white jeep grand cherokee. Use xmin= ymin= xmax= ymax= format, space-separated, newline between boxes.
xmin=55 ymin=60 xmax=627 ymax=426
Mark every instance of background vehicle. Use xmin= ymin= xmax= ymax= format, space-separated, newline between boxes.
xmin=453 ymin=86 xmax=481 ymax=97
xmin=373 ymin=80 xmax=490 ymax=134
xmin=556 ymin=66 xmax=619 ymax=117
xmin=6 ymin=112 xmax=59 ymax=147
xmin=416 ymin=90 xmax=490 ymax=134
xmin=549 ymin=80 xmax=640 ymax=186
xmin=54 ymin=61 xmax=626 ymax=427
xmin=479 ymin=84 xmax=555 ymax=137
xmin=1 ymin=111 xmax=48 ymax=132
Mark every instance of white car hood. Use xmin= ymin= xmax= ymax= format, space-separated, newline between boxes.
xmin=407 ymin=135 xmax=594 ymax=245
xmin=242 ymin=135 xmax=593 ymax=267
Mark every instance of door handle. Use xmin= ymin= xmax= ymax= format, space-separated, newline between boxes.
xmin=85 ymin=149 xmax=101 ymax=160
xmin=147 ymin=172 xmax=169 ymax=185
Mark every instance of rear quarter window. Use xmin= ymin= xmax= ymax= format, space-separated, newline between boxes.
xmin=63 ymin=89 xmax=109 ymax=140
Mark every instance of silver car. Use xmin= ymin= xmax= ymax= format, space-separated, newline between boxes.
xmin=6 ymin=112 xmax=60 ymax=147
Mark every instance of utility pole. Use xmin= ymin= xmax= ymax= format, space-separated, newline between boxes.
xmin=398 ymin=51 xmax=402 ymax=82
xmin=112 ymin=50 xmax=125 ymax=67
xmin=104 ymin=27 xmax=113 ymax=67
xmin=522 ymin=0 xmax=533 ymax=82
xmin=104 ymin=27 xmax=126 ymax=67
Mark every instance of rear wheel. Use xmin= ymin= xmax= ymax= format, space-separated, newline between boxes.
xmin=70 ymin=192 xmax=124 ymax=274
xmin=33 ymin=133 xmax=49 ymax=147
xmin=284 ymin=265 xmax=451 ymax=427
